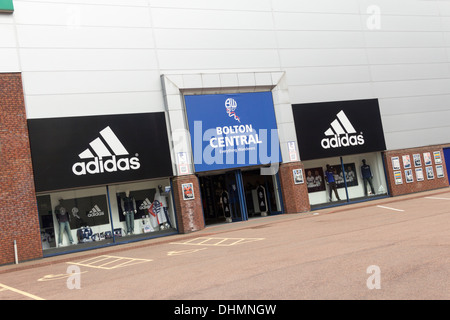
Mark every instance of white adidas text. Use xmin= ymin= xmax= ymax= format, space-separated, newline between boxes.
xmin=72 ymin=155 xmax=140 ymax=176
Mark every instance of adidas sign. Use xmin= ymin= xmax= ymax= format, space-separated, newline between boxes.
xmin=72 ymin=126 xmax=140 ymax=176
xmin=321 ymin=110 xmax=365 ymax=150
xmin=87 ymin=205 xmax=105 ymax=218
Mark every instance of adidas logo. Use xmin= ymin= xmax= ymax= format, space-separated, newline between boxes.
xmin=321 ymin=110 xmax=365 ymax=149
xmin=72 ymin=126 xmax=140 ymax=176
xmin=139 ymin=198 xmax=152 ymax=210
xmin=88 ymin=205 xmax=105 ymax=218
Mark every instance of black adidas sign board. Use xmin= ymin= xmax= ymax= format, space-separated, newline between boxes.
xmin=292 ymin=99 xmax=386 ymax=161
xmin=28 ymin=113 xmax=173 ymax=192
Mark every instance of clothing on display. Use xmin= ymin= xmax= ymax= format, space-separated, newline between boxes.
xmin=361 ymin=159 xmax=375 ymax=195
xmin=54 ymin=200 xmax=74 ymax=245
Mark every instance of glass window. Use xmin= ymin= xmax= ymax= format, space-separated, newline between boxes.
xmin=37 ymin=179 xmax=176 ymax=253
xmin=304 ymin=152 xmax=388 ymax=209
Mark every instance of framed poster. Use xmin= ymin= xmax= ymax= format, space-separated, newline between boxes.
xmin=426 ymin=166 xmax=434 ymax=180
xmin=305 ymin=167 xmax=326 ymax=193
xmin=394 ymin=171 xmax=403 ymax=185
xmin=436 ymin=165 xmax=445 ymax=178
xmin=405 ymin=169 xmax=414 ymax=183
xmin=293 ymin=169 xmax=304 ymax=185
xmin=415 ymin=168 xmax=424 ymax=181
xmin=423 ymin=152 xmax=432 ymax=166
xmin=288 ymin=141 xmax=298 ymax=161
xmin=182 ymin=183 xmax=195 ymax=200
xmin=392 ymin=157 xmax=401 ymax=170
xmin=402 ymin=155 xmax=411 ymax=169
xmin=433 ymin=151 xmax=442 ymax=164
xmin=331 ymin=163 xmax=359 ymax=188
xmin=413 ymin=154 xmax=422 ymax=167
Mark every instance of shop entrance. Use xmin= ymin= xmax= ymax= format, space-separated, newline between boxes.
xmin=199 ymin=169 xmax=282 ymax=225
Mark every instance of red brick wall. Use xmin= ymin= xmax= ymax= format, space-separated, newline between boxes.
xmin=0 ymin=73 xmax=42 ymax=265
xmin=172 ymin=175 xmax=205 ymax=233
xmin=384 ymin=146 xmax=449 ymax=197
xmin=278 ymin=162 xmax=311 ymax=213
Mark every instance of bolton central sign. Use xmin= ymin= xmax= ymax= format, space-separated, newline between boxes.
xmin=184 ymin=91 xmax=281 ymax=172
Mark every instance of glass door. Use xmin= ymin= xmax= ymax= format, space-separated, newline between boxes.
xmin=224 ymin=170 xmax=247 ymax=221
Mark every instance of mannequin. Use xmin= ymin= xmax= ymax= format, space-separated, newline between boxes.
xmin=121 ymin=190 xmax=136 ymax=235
xmin=54 ymin=199 xmax=74 ymax=246
xmin=325 ymin=165 xmax=341 ymax=202
xmin=361 ymin=159 xmax=375 ymax=196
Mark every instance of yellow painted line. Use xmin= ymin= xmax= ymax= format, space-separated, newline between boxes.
xmin=171 ymin=237 xmax=265 ymax=246
xmin=67 ymin=255 xmax=153 ymax=270
xmin=0 ymin=283 xmax=45 ymax=300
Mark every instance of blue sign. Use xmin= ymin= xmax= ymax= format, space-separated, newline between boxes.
xmin=185 ymin=92 xmax=281 ymax=172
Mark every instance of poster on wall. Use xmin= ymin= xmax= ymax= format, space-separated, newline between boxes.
xmin=405 ymin=169 xmax=414 ymax=183
xmin=413 ymin=154 xmax=422 ymax=167
xmin=305 ymin=167 xmax=326 ymax=193
xmin=402 ymin=155 xmax=411 ymax=169
xmin=426 ymin=166 xmax=434 ymax=180
xmin=330 ymin=163 xmax=359 ymax=188
xmin=392 ymin=157 xmax=401 ymax=170
xmin=116 ymin=189 xmax=157 ymax=221
xmin=54 ymin=195 xmax=110 ymax=229
xmin=394 ymin=171 xmax=403 ymax=185
xmin=433 ymin=151 xmax=442 ymax=164
xmin=288 ymin=141 xmax=298 ymax=161
xmin=182 ymin=183 xmax=195 ymax=200
xmin=415 ymin=168 xmax=424 ymax=181
xmin=293 ymin=169 xmax=304 ymax=185
xmin=436 ymin=165 xmax=445 ymax=178
xmin=423 ymin=152 xmax=432 ymax=166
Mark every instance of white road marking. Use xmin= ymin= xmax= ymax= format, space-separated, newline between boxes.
xmin=377 ymin=205 xmax=405 ymax=212
xmin=425 ymin=197 xmax=450 ymax=201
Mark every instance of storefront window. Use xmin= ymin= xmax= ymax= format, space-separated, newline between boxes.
xmin=304 ymin=152 xmax=388 ymax=208
xmin=37 ymin=179 xmax=176 ymax=253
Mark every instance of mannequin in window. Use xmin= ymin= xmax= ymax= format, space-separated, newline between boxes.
xmin=361 ymin=159 xmax=375 ymax=196
xmin=54 ymin=199 xmax=74 ymax=246
xmin=325 ymin=165 xmax=341 ymax=202
xmin=121 ymin=190 xmax=137 ymax=235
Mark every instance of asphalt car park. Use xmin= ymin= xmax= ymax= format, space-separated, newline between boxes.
xmin=0 ymin=189 xmax=449 ymax=301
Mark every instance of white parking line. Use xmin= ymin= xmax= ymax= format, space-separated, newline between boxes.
xmin=425 ymin=197 xmax=450 ymax=201
xmin=377 ymin=205 xmax=405 ymax=212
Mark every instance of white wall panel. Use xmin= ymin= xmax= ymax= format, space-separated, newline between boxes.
xmin=1 ymin=0 xmax=449 ymax=150
xmin=0 ymin=48 xmax=20 ymax=72
xmin=23 ymin=70 xmax=161 ymax=95
xmin=13 ymin=2 xmax=151 ymax=28
xmin=279 ymin=49 xmax=368 ymax=67
xmin=288 ymin=83 xmax=375 ymax=104
xmin=364 ymin=32 xmax=445 ymax=48
xmin=272 ymin=0 xmax=359 ymax=14
xmin=154 ymin=29 xmax=277 ymax=49
xmin=157 ymin=49 xmax=279 ymax=71
xmin=277 ymin=31 xmax=365 ymax=49
xmin=16 ymin=25 xmax=154 ymax=48
xmin=370 ymin=63 xmax=450 ymax=82
xmin=286 ymin=66 xmax=371 ymax=86
xmin=380 ymin=95 xmax=450 ymax=116
xmin=19 ymin=48 xmax=158 ymax=71
xmin=25 ymin=91 xmax=164 ymax=119
xmin=151 ymin=8 xmax=274 ymax=30
xmin=274 ymin=12 xmax=362 ymax=31
xmin=149 ymin=0 xmax=271 ymax=12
